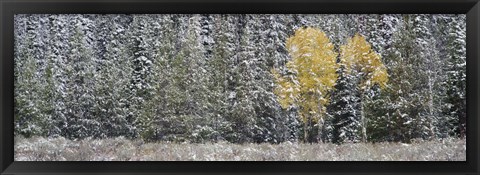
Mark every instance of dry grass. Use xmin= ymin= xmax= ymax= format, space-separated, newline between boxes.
xmin=14 ymin=136 xmax=466 ymax=161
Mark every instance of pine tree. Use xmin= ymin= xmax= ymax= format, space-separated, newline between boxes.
xmin=226 ymin=14 xmax=257 ymax=143
xmin=413 ymin=15 xmax=438 ymax=139
xmin=93 ymin=15 xmax=135 ymax=138
xmin=127 ymin=15 xmax=156 ymax=140
xmin=183 ymin=14 xmax=214 ymax=143
xmin=377 ymin=15 xmax=432 ymax=142
xmin=45 ymin=14 xmax=72 ymax=137
xmin=443 ymin=15 xmax=466 ymax=138
xmin=209 ymin=14 xmax=237 ymax=141
xmin=253 ymin=14 xmax=294 ymax=143
xmin=151 ymin=14 xmax=183 ymax=141
xmin=60 ymin=16 xmax=99 ymax=139
xmin=361 ymin=14 xmax=401 ymax=142
xmin=14 ymin=15 xmax=49 ymax=137
xmin=328 ymin=65 xmax=361 ymax=143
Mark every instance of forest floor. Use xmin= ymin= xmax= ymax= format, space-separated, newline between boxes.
xmin=14 ymin=136 xmax=465 ymax=161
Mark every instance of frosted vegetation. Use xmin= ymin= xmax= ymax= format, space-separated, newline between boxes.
xmin=14 ymin=14 xmax=466 ymax=161
xmin=15 ymin=136 xmax=465 ymax=161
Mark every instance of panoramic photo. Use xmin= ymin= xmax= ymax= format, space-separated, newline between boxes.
xmin=14 ymin=14 xmax=466 ymax=161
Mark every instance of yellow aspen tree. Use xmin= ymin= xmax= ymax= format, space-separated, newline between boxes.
xmin=340 ymin=33 xmax=388 ymax=142
xmin=272 ymin=27 xmax=338 ymax=143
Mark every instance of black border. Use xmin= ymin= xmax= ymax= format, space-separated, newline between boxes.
xmin=1 ymin=0 xmax=479 ymax=175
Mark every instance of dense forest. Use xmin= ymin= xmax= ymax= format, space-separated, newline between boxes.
xmin=14 ymin=14 xmax=466 ymax=144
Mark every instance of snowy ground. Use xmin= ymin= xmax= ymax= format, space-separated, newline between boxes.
xmin=14 ymin=136 xmax=465 ymax=161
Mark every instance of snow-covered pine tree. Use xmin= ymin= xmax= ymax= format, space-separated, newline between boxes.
xmin=429 ymin=15 xmax=452 ymax=139
xmin=154 ymin=15 xmax=193 ymax=142
xmin=271 ymin=14 xmax=301 ymax=142
xmin=327 ymin=65 xmax=361 ymax=143
xmin=226 ymin=14 xmax=257 ymax=143
xmin=410 ymin=14 xmax=444 ymax=140
xmin=36 ymin=15 xmax=57 ymax=138
xmin=362 ymin=14 xmax=402 ymax=142
xmin=150 ymin=14 xmax=182 ymax=141
xmin=183 ymin=14 xmax=214 ymax=143
xmin=208 ymin=14 xmax=238 ymax=141
xmin=254 ymin=14 xmax=297 ymax=143
xmin=127 ymin=15 xmax=157 ymax=140
xmin=443 ymin=15 xmax=466 ymax=138
xmin=244 ymin=14 xmax=284 ymax=144
xmin=60 ymin=15 xmax=99 ymax=139
xmin=44 ymin=15 xmax=71 ymax=138
xmin=371 ymin=19 xmax=411 ymax=142
xmin=267 ymin=14 xmax=304 ymax=142
xmin=221 ymin=15 xmax=244 ymax=143
xmin=92 ymin=15 xmax=135 ymax=138
xmin=320 ymin=15 xmax=358 ymax=143
xmin=14 ymin=14 xmax=50 ymax=137
xmin=379 ymin=15 xmax=432 ymax=142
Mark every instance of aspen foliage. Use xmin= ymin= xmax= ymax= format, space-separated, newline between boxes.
xmin=273 ymin=27 xmax=338 ymax=124
xmin=340 ymin=33 xmax=388 ymax=90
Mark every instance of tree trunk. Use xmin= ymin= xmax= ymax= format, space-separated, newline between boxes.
xmin=317 ymin=118 xmax=324 ymax=143
xmin=360 ymin=92 xmax=367 ymax=142
xmin=304 ymin=118 xmax=308 ymax=143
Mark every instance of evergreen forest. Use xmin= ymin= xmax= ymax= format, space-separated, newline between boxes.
xmin=14 ymin=14 xmax=466 ymax=145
